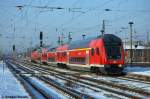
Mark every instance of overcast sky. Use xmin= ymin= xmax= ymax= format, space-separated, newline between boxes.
xmin=0 ymin=0 xmax=150 ymax=54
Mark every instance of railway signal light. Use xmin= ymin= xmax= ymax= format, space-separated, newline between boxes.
xmin=13 ymin=45 xmax=15 ymax=51
xmin=135 ymin=45 xmax=138 ymax=48
xmin=82 ymin=34 xmax=86 ymax=39
xmin=68 ymin=32 xmax=72 ymax=43
xmin=40 ymin=31 xmax=43 ymax=40
xmin=40 ymin=41 xmax=43 ymax=47
xmin=58 ymin=36 xmax=61 ymax=45
xmin=40 ymin=31 xmax=43 ymax=47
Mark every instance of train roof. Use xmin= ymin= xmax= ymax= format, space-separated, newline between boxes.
xmin=99 ymin=34 xmax=122 ymax=43
xmin=32 ymin=47 xmax=48 ymax=52
xmin=55 ymin=34 xmax=122 ymax=51
xmin=68 ymin=34 xmax=121 ymax=50
xmin=33 ymin=47 xmax=42 ymax=52
xmin=68 ymin=36 xmax=95 ymax=50
xmin=47 ymin=47 xmax=56 ymax=52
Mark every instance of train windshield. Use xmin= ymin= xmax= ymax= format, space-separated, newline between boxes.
xmin=105 ymin=45 xmax=122 ymax=59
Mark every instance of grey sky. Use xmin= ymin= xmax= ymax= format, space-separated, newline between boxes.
xmin=0 ymin=0 xmax=150 ymax=54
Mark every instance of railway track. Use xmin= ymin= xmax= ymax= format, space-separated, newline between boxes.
xmin=21 ymin=59 xmax=150 ymax=83
xmin=124 ymin=73 xmax=150 ymax=82
xmin=19 ymin=59 xmax=150 ymax=87
xmin=37 ymin=76 xmax=93 ymax=99
xmin=11 ymin=60 xmax=150 ymax=98
xmin=5 ymin=61 xmax=52 ymax=99
xmin=6 ymin=60 xmax=93 ymax=99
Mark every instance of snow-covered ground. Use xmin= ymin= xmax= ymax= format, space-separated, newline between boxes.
xmin=124 ymin=66 xmax=150 ymax=76
xmin=45 ymin=75 xmax=127 ymax=99
xmin=0 ymin=61 xmax=30 ymax=98
xmin=28 ymin=77 xmax=67 ymax=99
xmin=82 ymin=74 xmax=150 ymax=92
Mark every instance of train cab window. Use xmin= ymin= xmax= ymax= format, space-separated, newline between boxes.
xmin=91 ymin=48 xmax=94 ymax=56
xmin=105 ymin=46 xmax=121 ymax=59
xmin=96 ymin=48 xmax=100 ymax=55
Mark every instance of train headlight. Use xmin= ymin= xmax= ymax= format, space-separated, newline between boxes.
xmin=118 ymin=64 xmax=122 ymax=67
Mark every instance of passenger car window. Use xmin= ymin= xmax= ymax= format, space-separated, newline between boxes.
xmin=91 ymin=48 xmax=94 ymax=56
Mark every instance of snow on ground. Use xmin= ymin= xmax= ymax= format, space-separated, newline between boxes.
xmin=124 ymin=66 xmax=150 ymax=76
xmin=0 ymin=61 xmax=30 ymax=98
xmin=47 ymin=75 xmax=66 ymax=84
xmin=46 ymin=74 xmax=127 ymax=99
xmin=81 ymin=74 xmax=150 ymax=92
xmin=29 ymin=77 xmax=67 ymax=99
xmin=54 ymin=68 xmax=78 ymax=74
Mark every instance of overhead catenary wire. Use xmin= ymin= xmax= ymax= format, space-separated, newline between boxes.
xmin=59 ymin=0 xmax=115 ymax=28
xmin=0 ymin=0 xmax=150 ymax=54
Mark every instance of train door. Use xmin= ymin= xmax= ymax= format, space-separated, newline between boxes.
xmin=95 ymin=47 xmax=100 ymax=64
xmin=90 ymin=48 xmax=100 ymax=65
xmin=56 ymin=52 xmax=60 ymax=63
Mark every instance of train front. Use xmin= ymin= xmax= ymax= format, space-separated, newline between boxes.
xmin=103 ymin=34 xmax=125 ymax=74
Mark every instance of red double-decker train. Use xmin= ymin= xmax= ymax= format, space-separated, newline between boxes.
xmin=31 ymin=34 xmax=125 ymax=74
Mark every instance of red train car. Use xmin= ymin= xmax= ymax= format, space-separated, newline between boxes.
xmin=47 ymin=48 xmax=56 ymax=65
xmin=41 ymin=48 xmax=47 ymax=64
xmin=31 ymin=49 xmax=41 ymax=63
xmin=31 ymin=47 xmax=47 ymax=63
xmin=31 ymin=50 xmax=38 ymax=62
xmin=31 ymin=34 xmax=125 ymax=74
xmin=56 ymin=44 xmax=68 ymax=66
xmin=56 ymin=34 xmax=125 ymax=74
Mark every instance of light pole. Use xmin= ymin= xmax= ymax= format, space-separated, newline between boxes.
xmin=101 ymin=20 xmax=105 ymax=35
xmin=120 ymin=27 xmax=128 ymax=48
xmin=0 ymin=34 xmax=2 ymax=57
xmin=129 ymin=21 xmax=134 ymax=66
xmin=68 ymin=32 xmax=72 ymax=43
xmin=82 ymin=34 xmax=86 ymax=40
